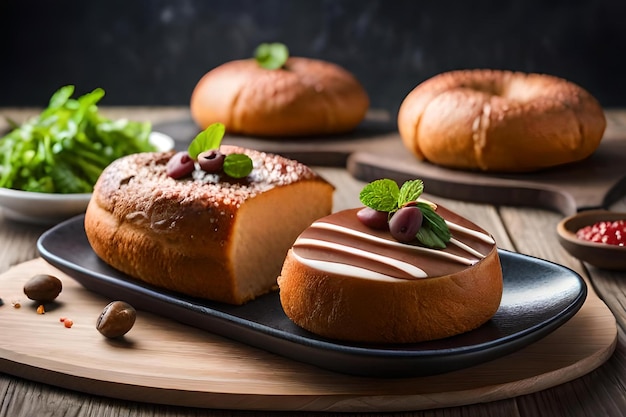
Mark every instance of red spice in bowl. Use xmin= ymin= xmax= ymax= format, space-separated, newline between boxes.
xmin=557 ymin=210 xmax=626 ymax=270
xmin=576 ymin=220 xmax=625 ymax=246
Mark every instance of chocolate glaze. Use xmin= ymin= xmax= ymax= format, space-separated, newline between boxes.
xmin=292 ymin=206 xmax=497 ymax=280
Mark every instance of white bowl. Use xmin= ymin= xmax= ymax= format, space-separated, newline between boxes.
xmin=0 ymin=131 xmax=175 ymax=225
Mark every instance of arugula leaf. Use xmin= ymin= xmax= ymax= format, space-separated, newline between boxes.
xmin=0 ymin=85 xmax=156 ymax=194
xmin=48 ymin=85 xmax=74 ymax=109
xmin=48 ymin=159 xmax=94 ymax=194
xmin=254 ymin=42 xmax=289 ymax=70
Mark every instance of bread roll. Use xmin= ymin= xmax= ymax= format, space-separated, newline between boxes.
xmin=190 ymin=57 xmax=369 ymax=137
xmin=84 ymin=147 xmax=334 ymax=305
xmin=398 ymin=69 xmax=606 ymax=172
xmin=278 ymin=205 xmax=503 ymax=343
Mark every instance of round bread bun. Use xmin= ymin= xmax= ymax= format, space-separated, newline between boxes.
xmin=397 ymin=69 xmax=606 ymax=172
xmin=278 ymin=206 xmax=503 ymax=344
xmin=190 ymin=57 xmax=369 ymax=137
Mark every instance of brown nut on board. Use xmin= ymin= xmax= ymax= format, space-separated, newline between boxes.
xmin=97 ymin=301 xmax=137 ymax=338
xmin=23 ymin=274 xmax=62 ymax=303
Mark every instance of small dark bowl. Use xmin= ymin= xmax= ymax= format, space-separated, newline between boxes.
xmin=557 ymin=209 xmax=626 ymax=270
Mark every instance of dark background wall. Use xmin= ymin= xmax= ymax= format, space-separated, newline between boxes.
xmin=1 ymin=0 xmax=624 ymax=117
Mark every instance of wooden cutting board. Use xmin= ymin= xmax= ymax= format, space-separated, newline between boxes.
xmin=346 ymin=129 xmax=626 ymax=217
xmin=155 ymin=118 xmax=626 ymax=216
xmin=0 ymin=258 xmax=617 ymax=412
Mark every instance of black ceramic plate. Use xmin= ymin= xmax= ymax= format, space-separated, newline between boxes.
xmin=37 ymin=215 xmax=587 ymax=378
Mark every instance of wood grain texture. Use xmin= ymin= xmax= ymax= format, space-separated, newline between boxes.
xmin=346 ymin=129 xmax=626 ymax=216
xmin=0 ymin=255 xmax=616 ymax=412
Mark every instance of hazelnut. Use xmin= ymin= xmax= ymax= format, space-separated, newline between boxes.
xmin=23 ymin=274 xmax=62 ymax=303
xmin=97 ymin=301 xmax=136 ymax=338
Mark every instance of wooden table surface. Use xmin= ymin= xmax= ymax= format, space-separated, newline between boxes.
xmin=1 ymin=107 xmax=626 ymax=417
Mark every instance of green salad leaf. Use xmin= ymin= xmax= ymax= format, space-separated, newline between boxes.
xmin=0 ymin=85 xmax=156 ymax=194
xmin=254 ymin=42 xmax=289 ymax=70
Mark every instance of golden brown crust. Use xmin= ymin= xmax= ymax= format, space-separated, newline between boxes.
xmin=190 ymin=57 xmax=369 ymax=137
xmin=84 ymin=147 xmax=334 ymax=305
xmin=278 ymin=246 xmax=503 ymax=344
xmin=397 ymin=69 xmax=606 ymax=172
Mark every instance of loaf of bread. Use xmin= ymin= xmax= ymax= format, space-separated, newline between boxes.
xmin=398 ymin=69 xmax=606 ymax=172
xmin=278 ymin=205 xmax=503 ymax=343
xmin=190 ymin=57 xmax=369 ymax=137
xmin=84 ymin=147 xmax=334 ymax=305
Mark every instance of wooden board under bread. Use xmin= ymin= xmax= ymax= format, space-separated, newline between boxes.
xmin=0 ymin=258 xmax=617 ymax=412
xmin=155 ymin=118 xmax=626 ymax=216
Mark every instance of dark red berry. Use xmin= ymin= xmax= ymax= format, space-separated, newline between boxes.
xmin=197 ymin=150 xmax=225 ymax=173
xmin=356 ymin=207 xmax=389 ymax=230
xmin=166 ymin=151 xmax=195 ymax=179
xmin=389 ymin=207 xmax=423 ymax=242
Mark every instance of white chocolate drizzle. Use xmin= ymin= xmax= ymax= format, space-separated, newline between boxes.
xmin=291 ymin=251 xmax=409 ymax=282
xmin=292 ymin=216 xmax=496 ymax=281
xmin=309 ymin=222 xmax=478 ymax=265
xmin=446 ymin=220 xmax=496 ymax=244
xmin=295 ymin=237 xmax=428 ymax=278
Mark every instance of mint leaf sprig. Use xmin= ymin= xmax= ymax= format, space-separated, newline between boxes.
xmin=359 ymin=179 xmax=451 ymax=249
xmin=188 ymin=123 xmax=253 ymax=179
xmin=254 ymin=42 xmax=289 ymax=70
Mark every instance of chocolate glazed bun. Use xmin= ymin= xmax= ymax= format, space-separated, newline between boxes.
xmin=190 ymin=57 xmax=370 ymax=137
xmin=278 ymin=206 xmax=503 ymax=344
xmin=398 ymin=69 xmax=606 ymax=172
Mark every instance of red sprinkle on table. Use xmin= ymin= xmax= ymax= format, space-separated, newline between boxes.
xmin=576 ymin=220 xmax=626 ymax=246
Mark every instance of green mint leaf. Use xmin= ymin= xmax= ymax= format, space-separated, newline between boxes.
xmin=359 ymin=179 xmax=400 ymax=212
xmin=398 ymin=179 xmax=424 ymax=207
xmin=188 ymin=122 xmax=225 ymax=159
xmin=223 ymin=153 xmax=253 ymax=178
xmin=254 ymin=42 xmax=289 ymax=70
xmin=416 ymin=201 xmax=451 ymax=247
xmin=416 ymin=226 xmax=448 ymax=249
